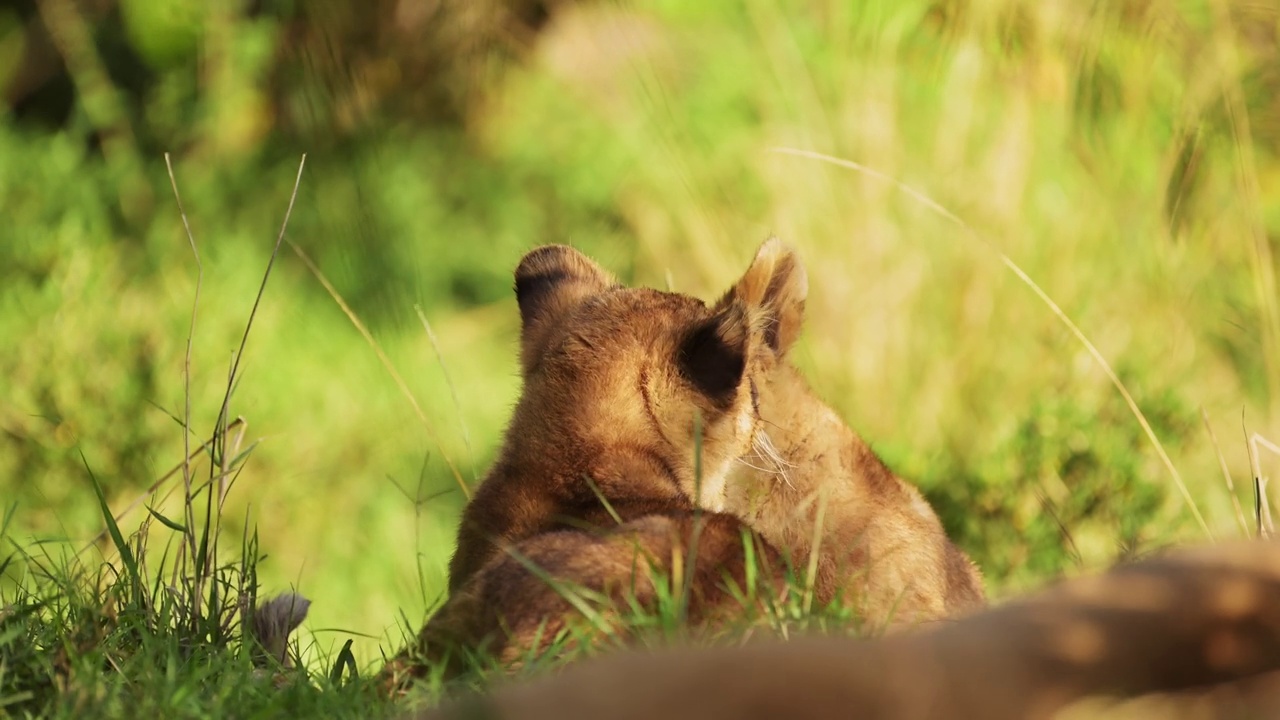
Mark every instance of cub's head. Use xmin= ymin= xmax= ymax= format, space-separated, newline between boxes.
xmin=510 ymin=239 xmax=807 ymax=510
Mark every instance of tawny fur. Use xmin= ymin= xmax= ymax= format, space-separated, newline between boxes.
xmin=413 ymin=540 xmax=1280 ymax=720
xmin=446 ymin=245 xmax=769 ymax=594
xmin=727 ymin=365 xmax=985 ymax=624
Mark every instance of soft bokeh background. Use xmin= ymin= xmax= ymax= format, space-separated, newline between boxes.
xmin=3 ymin=0 xmax=1279 ymax=668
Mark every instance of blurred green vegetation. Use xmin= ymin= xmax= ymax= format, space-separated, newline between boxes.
xmin=3 ymin=0 xmax=1280 ymax=672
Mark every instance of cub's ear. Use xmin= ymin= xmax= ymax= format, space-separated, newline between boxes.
xmin=718 ymin=237 xmax=808 ymax=356
xmin=514 ymin=245 xmax=617 ymax=372
xmin=678 ymin=303 xmax=750 ymax=410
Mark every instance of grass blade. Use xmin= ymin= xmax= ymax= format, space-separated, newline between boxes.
xmin=145 ymin=505 xmax=188 ymax=534
xmin=81 ymin=449 xmax=139 ymax=587
xmin=330 ymin=638 xmax=358 ymax=684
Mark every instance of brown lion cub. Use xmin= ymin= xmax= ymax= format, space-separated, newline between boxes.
xmin=445 ymin=242 xmax=787 ymax=594
xmin=715 ymin=242 xmax=985 ymax=624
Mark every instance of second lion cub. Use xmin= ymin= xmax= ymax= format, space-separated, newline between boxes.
xmin=718 ymin=240 xmax=984 ymax=624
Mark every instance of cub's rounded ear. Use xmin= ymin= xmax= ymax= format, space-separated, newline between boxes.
xmin=678 ymin=303 xmax=750 ymax=410
xmin=718 ymin=237 xmax=808 ymax=356
xmin=514 ymin=245 xmax=617 ymax=372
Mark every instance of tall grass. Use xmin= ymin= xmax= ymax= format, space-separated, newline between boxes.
xmin=0 ymin=158 xmax=391 ymax=717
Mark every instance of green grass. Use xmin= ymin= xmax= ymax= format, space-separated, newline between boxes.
xmin=0 ymin=509 xmax=394 ymax=719
xmin=4 ymin=0 xmax=1280 ymax=715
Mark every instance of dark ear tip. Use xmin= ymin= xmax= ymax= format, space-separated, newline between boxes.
xmin=513 ymin=244 xmax=619 ymax=345
xmin=514 ymin=245 xmax=617 ymax=303
xmin=515 ymin=245 xmax=585 ymax=282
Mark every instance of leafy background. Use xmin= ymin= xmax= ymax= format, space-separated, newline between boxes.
xmin=3 ymin=0 xmax=1279 ymax=669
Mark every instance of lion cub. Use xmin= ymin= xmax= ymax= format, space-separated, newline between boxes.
xmin=446 ymin=243 xmax=785 ymax=594
xmin=715 ymin=241 xmax=985 ymax=624
xmin=383 ymin=242 xmax=797 ymax=685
